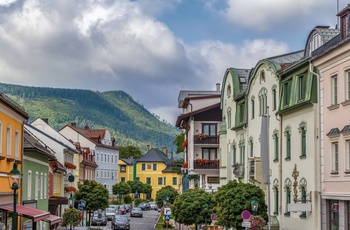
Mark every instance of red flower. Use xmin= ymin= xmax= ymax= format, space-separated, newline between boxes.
xmin=182 ymin=162 xmax=188 ymax=168
xmin=182 ymin=140 xmax=188 ymax=148
xmin=64 ymin=186 xmax=77 ymax=192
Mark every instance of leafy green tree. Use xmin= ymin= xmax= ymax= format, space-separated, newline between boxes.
xmin=127 ymin=180 xmax=144 ymax=195
xmin=172 ymin=189 xmax=213 ymax=229
xmin=213 ymin=180 xmax=268 ymax=230
xmin=142 ymin=183 xmax=152 ymax=196
xmin=112 ymin=182 xmax=132 ymax=197
xmin=173 ymin=132 xmax=185 ymax=154
xmin=124 ymin=194 xmax=132 ymax=204
xmin=155 ymin=186 xmax=179 ymax=208
xmin=74 ymin=180 xmax=109 ymax=222
xmin=61 ymin=208 xmax=81 ymax=229
xmin=120 ymin=145 xmax=143 ymax=159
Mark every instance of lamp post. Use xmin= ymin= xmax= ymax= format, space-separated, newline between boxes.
xmin=81 ymin=198 xmax=86 ymax=227
xmin=251 ymin=197 xmax=259 ymax=215
xmin=8 ymin=162 xmax=21 ymax=230
xmin=68 ymin=193 xmax=75 ymax=208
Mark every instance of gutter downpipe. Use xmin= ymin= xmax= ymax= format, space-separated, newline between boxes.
xmin=309 ymin=60 xmax=322 ymax=230
xmin=276 ymin=113 xmax=283 ymax=229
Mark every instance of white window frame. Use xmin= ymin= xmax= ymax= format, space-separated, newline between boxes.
xmin=40 ymin=172 xmax=43 ymax=199
xmin=28 ymin=170 xmax=32 ymax=200
xmin=345 ymin=139 xmax=350 ymax=172
xmin=331 ymin=75 xmax=338 ymax=105
xmin=6 ymin=126 xmax=11 ymax=157
xmin=44 ymin=173 xmax=47 ymax=199
xmin=346 ymin=70 xmax=350 ymax=101
xmin=15 ymin=130 xmax=19 ymax=159
xmin=35 ymin=171 xmax=39 ymax=200
xmin=331 ymin=142 xmax=339 ymax=173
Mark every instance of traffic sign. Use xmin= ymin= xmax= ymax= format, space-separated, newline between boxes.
xmin=242 ymin=220 xmax=251 ymax=228
xmin=164 ymin=214 xmax=170 ymax=221
xmin=164 ymin=208 xmax=171 ymax=215
xmin=211 ymin=213 xmax=216 ymax=220
xmin=241 ymin=210 xmax=251 ymax=220
xmin=78 ymin=203 xmax=82 ymax=210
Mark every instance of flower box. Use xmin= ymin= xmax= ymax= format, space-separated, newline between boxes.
xmin=64 ymin=186 xmax=77 ymax=192
xmin=195 ymin=133 xmax=208 ymax=140
xmin=182 ymin=162 xmax=188 ymax=168
xmin=64 ymin=162 xmax=77 ymax=169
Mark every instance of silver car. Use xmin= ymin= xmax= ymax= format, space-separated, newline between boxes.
xmin=130 ymin=207 xmax=143 ymax=217
xmin=106 ymin=207 xmax=116 ymax=221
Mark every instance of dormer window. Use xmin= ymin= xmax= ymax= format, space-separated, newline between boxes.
xmin=341 ymin=14 xmax=348 ymax=38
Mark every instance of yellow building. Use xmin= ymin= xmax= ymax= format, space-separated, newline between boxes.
xmin=0 ymin=93 xmax=29 ymax=225
xmin=118 ymin=158 xmax=134 ymax=183
xmin=134 ymin=148 xmax=182 ymax=199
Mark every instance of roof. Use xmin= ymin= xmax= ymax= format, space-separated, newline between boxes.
xmin=175 ymin=103 xmax=221 ymax=127
xmin=267 ymin=50 xmax=304 ymax=65
xmin=178 ymin=90 xmax=221 ymax=108
xmin=0 ymin=204 xmax=50 ymax=222
xmin=0 ymin=93 xmax=29 ymax=119
xmin=120 ymin=158 xmax=135 ymax=165
xmin=23 ymin=127 xmax=56 ymax=160
xmin=136 ymin=148 xmax=171 ymax=165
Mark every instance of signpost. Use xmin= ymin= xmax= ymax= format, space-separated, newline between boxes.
xmin=241 ymin=210 xmax=251 ymax=230
xmin=164 ymin=214 xmax=170 ymax=221
xmin=164 ymin=208 xmax=172 ymax=215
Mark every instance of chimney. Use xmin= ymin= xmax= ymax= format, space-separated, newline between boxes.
xmin=162 ymin=147 xmax=168 ymax=156
xmin=146 ymin=145 xmax=150 ymax=151
xmin=216 ymin=83 xmax=221 ymax=91
xmin=84 ymin=125 xmax=89 ymax=130
xmin=71 ymin=122 xmax=76 ymax=127
xmin=111 ymin=137 xmax=115 ymax=147
xmin=42 ymin=118 xmax=49 ymax=124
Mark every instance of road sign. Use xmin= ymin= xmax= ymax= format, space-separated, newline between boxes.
xmin=164 ymin=208 xmax=171 ymax=215
xmin=241 ymin=210 xmax=251 ymax=220
xmin=78 ymin=203 xmax=82 ymax=210
xmin=211 ymin=213 xmax=216 ymax=220
xmin=164 ymin=214 xmax=170 ymax=221
xmin=242 ymin=220 xmax=251 ymax=228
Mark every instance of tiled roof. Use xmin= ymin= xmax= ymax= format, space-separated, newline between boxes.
xmin=268 ymin=50 xmax=304 ymax=65
xmin=23 ymin=127 xmax=56 ymax=160
xmin=136 ymin=148 xmax=171 ymax=165
xmin=341 ymin=125 xmax=350 ymax=134
xmin=326 ymin=128 xmax=340 ymax=137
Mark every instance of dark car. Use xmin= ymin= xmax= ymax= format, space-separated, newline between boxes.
xmin=138 ymin=202 xmax=150 ymax=211
xmin=130 ymin=207 xmax=143 ymax=218
xmin=124 ymin=204 xmax=131 ymax=213
xmin=111 ymin=215 xmax=130 ymax=230
xmin=91 ymin=210 xmax=107 ymax=226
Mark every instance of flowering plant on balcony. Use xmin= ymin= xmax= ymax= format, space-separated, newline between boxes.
xmin=182 ymin=140 xmax=188 ymax=148
xmin=214 ymin=158 xmax=219 ymax=165
xmin=195 ymin=159 xmax=209 ymax=165
xmin=64 ymin=162 xmax=76 ymax=169
xmin=182 ymin=162 xmax=188 ymax=168
xmin=195 ymin=133 xmax=209 ymax=140
xmin=64 ymin=186 xmax=77 ymax=192
xmin=250 ymin=215 xmax=266 ymax=229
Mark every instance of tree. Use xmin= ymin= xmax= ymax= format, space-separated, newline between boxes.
xmin=127 ymin=180 xmax=144 ymax=195
xmin=74 ymin=180 xmax=109 ymax=222
xmin=172 ymin=189 xmax=212 ymax=229
xmin=142 ymin=183 xmax=152 ymax=196
xmin=61 ymin=208 xmax=81 ymax=229
xmin=212 ymin=180 xmax=268 ymax=230
xmin=173 ymin=132 xmax=185 ymax=154
xmin=155 ymin=186 xmax=179 ymax=209
xmin=120 ymin=145 xmax=143 ymax=159
xmin=112 ymin=182 xmax=132 ymax=197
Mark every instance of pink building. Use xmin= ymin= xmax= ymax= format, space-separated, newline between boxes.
xmin=312 ymin=4 xmax=350 ymax=229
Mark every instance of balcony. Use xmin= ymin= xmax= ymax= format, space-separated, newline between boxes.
xmin=194 ymin=159 xmax=219 ymax=170
xmin=193 ymin=135 xmax=219 ymax=145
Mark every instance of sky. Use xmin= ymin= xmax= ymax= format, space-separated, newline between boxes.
xmin=0 ymin=0 xmax=347 ymax=125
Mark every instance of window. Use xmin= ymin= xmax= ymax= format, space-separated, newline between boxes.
xmin=298 ymin=75 xmax=305 ymax=100
xmin=259 ymin=88 xmax=268 ymax=116
xmin=6 ymin=126 xmax=11 ymax=157
xmin=164 ymin=177 xmax=166 ymax=185
xmin=207 ymin=177 xmax=219 ymax=184
xmin=239 ymin=143 xmax=245 ymax=165
xmin=341 ymin=14 xmax=349 ymax=38
xmin=249 ymin=139 xmax=253 ymax=158
xmin=347 ymin=70 xmax=350 ymax=101
xmin=272 ymin=88 xmax=277 ymax=111
xmin=96 ymin=153 xmax=99 ymax=162
xmin=285 ymin=127 xmax=291 ymax=160
xmin=273 ymin=180 xmax=279 ymax=215
xmin=251 ymin=98 xmax=255 ymax=119
xmin=172 ymin=177 xmax=177 ymax=185
xmin=239 ymin=103 xmax=245 ymax=123
xmin=28 ymin=170 xmax=32 ymax=200
xmin=136 ymin=177 xmax=140 ymax=181
xmin=120 ymin=165 xmax=126 ymax=172
xmin=40 ymin=173 xmax=43 ymax=199
xmin=347 ymin=201 xmax=350 ymax=230
xmin=35 ymin=172 xmax=39 ymax=200
xmin=332 ymin=142 xmax=339 ymax=174
xmin=111 ymin=155 xmax=114 ymax=163
xmin=104 ymin=153 xmax=107 ymax=162
xmin=202 ymin=148 xmax=217 ymax=160
xmin=158 ymin=177 xmax=163 ymax=185
xmin=227 ymin=85 xmax=231 ymax=98
xmin=142 ymin=164 xmax=146 ymax=171
xmin=202 ymin=124 xmax=217 ymax=136
xmin=332 ymin=75 xmax=338 ymax=105
xmin=44 ymin=174 xmax=47 ymax=199
xmin=227 ymin=107 xmax=232 ymax=128
xmin=283 ymin=82 xmax=290 ymax=106
xmin=346 ymin=140 xmax=350 ymax=171
xmin=121 ymin=177 xmax=125 ymax=182
xmin=284 ymin=179 xmax=292 ymax=216
xmin=146 ymin=177 xmax=151 ymax=184
xmin=152 ymin=163 xmax=157 ymax=171
xmin=260 ymin=70 xmax=265 ymax=83
xmin=232 ymin=145 xmax=237 ymax=165
xmin=273 ymin=132 xmax=279 ymax=161
xmin=299 ymin=178 xmax=307 ymax=218
xmin=15 ymin=130 xmax=19 ymax=159
xmin=299 ymin=123 xmax=307 ymax=158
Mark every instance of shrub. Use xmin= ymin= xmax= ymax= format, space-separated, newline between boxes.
xmin=134 ymin=198 xmax=143 ymax=206
xmin=124 ymin=195 xmax=132 ymax=204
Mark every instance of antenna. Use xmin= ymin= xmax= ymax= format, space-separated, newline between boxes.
xmin=337 ymin=0 xmax=340 ymax=29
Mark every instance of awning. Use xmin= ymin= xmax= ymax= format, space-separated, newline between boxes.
xmin=42 ymin=214 xmax=62 ymax=225
xmin=0 ymin=204 xmax=50 ymax=222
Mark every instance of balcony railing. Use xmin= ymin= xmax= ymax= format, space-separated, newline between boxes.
xmin=194 ymin=160 xmax=219 ymax=169
xmin=193 ymin=135 xmax=219 ymax=145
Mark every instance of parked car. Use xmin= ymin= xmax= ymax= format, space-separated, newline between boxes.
xmin=106 ymin=207 xmax=116 ymax=220
xmin=118 ymin=204 xmax=127 ymax=215
xmin=138 ymin=202 xmax=151 ymax=211
xmin=130 ymin=207 xmax=143 ymax=217
xmin=111 ymin=215 xmax=130 ymax=230
xmin=91 ymin=210 xmax=107 ymax=226
xmin=149 ymin=201 xmax=158 ymax=210
xmin=124 ymin=204 xmax=131 ymax=213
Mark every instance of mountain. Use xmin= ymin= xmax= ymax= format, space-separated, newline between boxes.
xmin=0 ymin=82 xmax=180 ymax=152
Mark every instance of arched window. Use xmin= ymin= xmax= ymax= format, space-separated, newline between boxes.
xmin=284 ymin=178 xmax=292 ymax=215
xmin=273 ymin=179 xmax=279 ymax=215
xmin=259 ymin=88 xmax=268 ymax=116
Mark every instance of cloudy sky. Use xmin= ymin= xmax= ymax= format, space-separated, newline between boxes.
xmin=0 ymin=0 xmax=347 ymax=125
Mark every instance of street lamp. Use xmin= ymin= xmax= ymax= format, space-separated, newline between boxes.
xmin=68 ymin=193 xmax=75 ymax=208
xmin=81 ymin=198 xmax=86 ymax=227
xmin=251 ymin=197 xmax=259 ymax=215
xmin=8 ymin=162 xmax=21 ymax=230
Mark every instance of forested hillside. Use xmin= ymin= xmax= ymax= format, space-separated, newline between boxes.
xmin=0 ymin=83 xmax=180 ymax=152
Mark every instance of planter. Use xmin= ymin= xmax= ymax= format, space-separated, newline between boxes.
xmin=64 ymin=162 xmax=77 ymax=169
xmin=64 ymin=186 xmax=77 ymax=192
